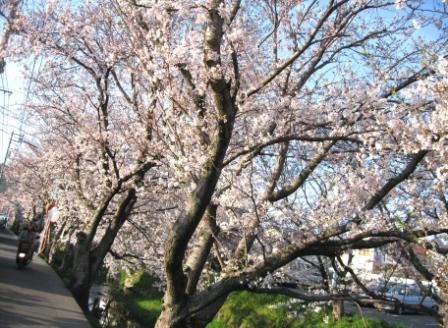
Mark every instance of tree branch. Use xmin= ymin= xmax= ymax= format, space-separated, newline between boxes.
xmin=363 ymin=150 xmax=428 ymax=210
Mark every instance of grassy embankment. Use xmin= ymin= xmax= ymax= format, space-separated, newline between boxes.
xmin=119 ymin=271 xmax=404 ymax=328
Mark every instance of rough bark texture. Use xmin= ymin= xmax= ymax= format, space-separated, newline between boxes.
xmin=185 ymin=204 xmax=218 ymax=295
xmin=69 ymin=231 xmax=91 ymax=309
xmin=331 ymin=301 xmax=344 ymax=320
xmin=156 ymin=144 xmax=431 ymax=327
xmin=153 ymin=2 xmax=436 ymax=327
xmin=91 ymin=188 xmax=137 ymax=276
xmin=183 ymin=295 xmax=228 ymax=328
xmin=155 ymin=1 xmax=236 ymax=327
xmin=68 ymin=188 xmax=137 ymax=309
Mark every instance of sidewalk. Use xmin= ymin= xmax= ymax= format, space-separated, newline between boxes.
xmin=0 ymin=229 xmax=91 ymax=327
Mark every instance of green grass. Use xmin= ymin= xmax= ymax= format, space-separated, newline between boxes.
xmin=211 ymin=291 xmax=300 ymax=328
xmin=207 ymin=291 xmax=405 ymax=328
xmin=107 ymin=290 xmax=404 ymax=328
xmin=127 ymin=296 xmax=162 ymax=327
xmin=118 ymin=269 xmax=162 ymax=297
xmin=105 ymin=270 xmax=163 ymax=327
xmin=134 ymin=298 xmax=162 ymax=312
xmin=104 ymin=273 xmax=405 ymax=328
xmin=289 ymin=313 xmax=404 ymax=328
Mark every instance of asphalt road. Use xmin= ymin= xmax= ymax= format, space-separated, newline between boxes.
xmin=345 ymin=302 xmax=441 ymax=328
xmin=0 ymin=229 xmax=91 ymax=327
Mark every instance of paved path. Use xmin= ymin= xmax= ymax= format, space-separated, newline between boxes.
xmin=0 ymin=229 xmax=91 ymax=327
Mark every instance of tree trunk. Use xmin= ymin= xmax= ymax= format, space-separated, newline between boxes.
xmin=158 ymin=1 xmax=235 ymax=327
xmin=442 ymin=306 xmax=447 ymax=328
xmin=68 ymin=231 xmax=91 ymax=310
xmin=58 ymin=241 xmax=74 ymax=277
xmin=90 ymin=188 xmax=136 ymax=277
xmin=68 ymin=188 xmax=137 ymax=310
xmin=332 ymin=300 xmax=344 ymax=320
xmin=155 ymin=294 xmax=227 ymax=328
xmin=48 ymin=220 xmax=66 ymax=263
xmin=439 ymin=292 xmax=448 ymax=328
xmin=185 ymin=204 xmax=218 ymax=295
xmin=154 ymin=304 xmax=186 ymax=328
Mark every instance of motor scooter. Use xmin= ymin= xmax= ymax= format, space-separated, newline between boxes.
xmin=16 ymin=241 xmax=34 ymax=269
xmin=0 ymin=217 xmax=6 ymax=229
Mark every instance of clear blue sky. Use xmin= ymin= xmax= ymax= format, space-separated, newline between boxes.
xmin=0 ymin=60 xmax=25 ymax=163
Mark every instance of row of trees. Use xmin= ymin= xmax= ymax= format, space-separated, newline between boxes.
xmin=0 ymin=0 xmax=447 ymax=327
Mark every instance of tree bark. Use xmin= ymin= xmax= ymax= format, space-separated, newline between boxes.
xmin=69 ymin=231 xmax=91 ymax=309
xmin=90 ymin=188 xmax=137 ymax=276
xmin=185 ymin=204 xmax=218 ymax=295
xmin=156 ymin=0 xmax=236 ymax=326
xmin=331 ymin=300 xmax=344 ymax=320
xmin=58 ymin=241 xmax=74 ymax=277
xmin=68 ymin=188 xmax=137 ymax=309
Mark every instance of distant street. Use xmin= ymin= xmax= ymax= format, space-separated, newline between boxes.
xmin=345 ymin=302 xmax=441 ymax=328
xmin=0 ymin=229 xmax=90 ymax=327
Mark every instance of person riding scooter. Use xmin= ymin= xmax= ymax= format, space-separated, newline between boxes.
xmin=16 ymin=222 xmax=39 ymax=269
xmin=0 ymin=214 xmax=7 ymax=229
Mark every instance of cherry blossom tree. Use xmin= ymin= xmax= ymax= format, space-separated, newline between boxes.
xmin=7 ymin=0 xmax=167 ymax=308
xmin=0 ymin=0 xmax=22 ymax=59
xmin=0 ymin=146 xmax=51 ymax=225
xmin=387 ymin=55 xmax=448 ymax=321
xmin=4 ymin=0 xmax=448 ymax=327
xmin=111 ymin=1 xmax=448 ymax=327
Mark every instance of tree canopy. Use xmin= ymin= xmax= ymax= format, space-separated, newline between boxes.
xmin=1 ymin=0 xmax=447 ymax=327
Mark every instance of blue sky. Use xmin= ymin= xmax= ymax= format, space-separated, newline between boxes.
xmin=0 ymin=60 xmax=24 ymax=163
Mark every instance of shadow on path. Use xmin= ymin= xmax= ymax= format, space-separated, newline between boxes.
xmin=0 ymin=229 xmax=91 ymax=328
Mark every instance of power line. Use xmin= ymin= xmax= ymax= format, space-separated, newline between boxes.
xmin=0 ymin=70 xmax=12 ymax=165
xmin=17 ymin=55 xmax=41 ymax=146
xmin=0 ymin=87 xmax=11 ymax=95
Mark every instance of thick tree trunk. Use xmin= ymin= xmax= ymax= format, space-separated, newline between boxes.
xmin=157 ymin=1 xmax=236 ymax=327
xmin=438 ymin=291 xmax=448 ymax=328
xmin=442 ymin=307 xmax=447 ymax=328
xmin=66 ymin=189 xmax=118 ymax=308
xmin=70 ymin=275 xmax=91 ymax=311
xmin=68 ymin=189 xmax=137 ymax=310
xmin=68 ymin=231 xmax=91 ymax=310
xmin=154 ymin=304 xmax=186 ymax=328
xmin=155 ymin=294 xmax=227 ymax=328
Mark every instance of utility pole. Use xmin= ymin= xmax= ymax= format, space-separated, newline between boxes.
xmin=0 ymin=1 xmax=22 ymax=184
xmin=0 ymin=131 xmax=14 ymax=183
